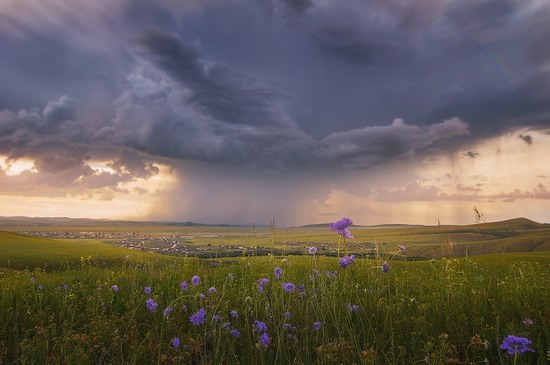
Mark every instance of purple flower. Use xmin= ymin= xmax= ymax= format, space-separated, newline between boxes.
xmin=191 ymin=275 xmax=200 ymax=286
xmin=308 ymin=246 xmax=318 ymax=255
xmin=212 ymin=314 xmax=221 ymax=322
xmin=382 ymin=262 xmax=390 ymax=273
xmin=274 ymin=267 xmax=283 ymax=278
xmin=398 ymin=245 xmax=408 ymax=255
xmin=299 ymin=284 xmax=305 ymax=292
xmin=171 ymin=336 xmax=180 ymax=349
xmin=198 ymin=293 xmax=205 ymax=299
xmin=284 ymin=311 xmax=292 ymax=320
xmin=146 ymin=298 xmax=158 ymax=312
xmin=181 ymin=304 xmax=187 ymax=312
xmin=38 ymin=284 xmax=44 ymax=290
xmin=348 ymin=304 xmax=360 ymax=312
xmin=189 ymin=308 xmax=206 ymax=326
xmin=500 ymin=335 xmax=535 ymax=355
xmin=339 ymin=255 xmax=356 ymax=269
xmin=257 ymin=278 xmax=269 ymax=293
xmin=260 ymin=332 xmax=270 ymax=347
xmin=282 ymin=282 xmax=296 ymax=292
xmin=230 ymin=310 xmax=238 ymax=318
xmin=180 ymin=281 xmax=189 ymax=291
xmin=208 ymin=287 xmax=217 ymax=294
xmin=522 ymin=318 xmax=534 ymax=326
xmin=330 ymin=218 xmax=354 ymax=239
xmin=163 ymin=306 xmax=173 ymax=317
xmin=111 ymin=285 xmax=119 ymax=292
xmin=222 ymin=322 xmax=231 ymax=329
xmin=254 ymin=320 xmax=268 ymax=333
xmin=314 ymin=321 xmax=322 ymax=331
xmin=30 ymin=277 xmax=36 ymax=282
xmin=144 ymin=286 xmax=152 ymax=295
xmin=230 ymin=329 xmax=240 ymax=338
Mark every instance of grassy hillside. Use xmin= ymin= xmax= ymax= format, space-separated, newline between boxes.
xmin=0 ymin=230 xmax=176 ymax=270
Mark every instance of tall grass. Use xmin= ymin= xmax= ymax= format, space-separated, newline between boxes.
xmin=0 ymin=253 xmax=548 ymax=364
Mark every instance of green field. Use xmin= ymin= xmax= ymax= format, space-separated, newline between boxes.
xmin=0 ymin=219 xmax=549 ymax=364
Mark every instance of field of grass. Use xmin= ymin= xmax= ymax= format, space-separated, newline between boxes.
xmin=0 ymin=220 xmax=549 ymax=364
xmin=0 ymin=231 xmax=175 ymax=270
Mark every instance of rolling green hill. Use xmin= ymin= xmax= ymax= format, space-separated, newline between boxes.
xmin=0 ymin=230 xmax=176 ymax=270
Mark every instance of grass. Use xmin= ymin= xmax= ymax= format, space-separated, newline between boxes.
xmin=0 ymin=222 xmax=549 ymax=363
xmin=0 ymin=252 xmax=548 ymax=364
xmin=0 ymin=231 xmax=175 ymax=270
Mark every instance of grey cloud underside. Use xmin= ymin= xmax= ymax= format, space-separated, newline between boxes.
xmin=0 ymin=0 xmax=549 ymax=188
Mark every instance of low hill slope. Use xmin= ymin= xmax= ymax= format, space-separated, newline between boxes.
xmin=0 ymin=230 xmax=175 ymax=270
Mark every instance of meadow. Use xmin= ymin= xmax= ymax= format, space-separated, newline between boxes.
xmin=0 ymin=218 xmax=549 ymax=364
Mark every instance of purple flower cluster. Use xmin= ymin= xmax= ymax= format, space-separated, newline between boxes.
xmin=191 ymin=275 xmax=200 ymax=286
xmin=111 ymin=285 xmax=119 ymax=292
xmin=260 ymin=332 xmax=270 ymax=347
xmin=163 ymin=306 xmax=173 ymax=317
xmin=398 ymin=245 xmax=408 ymax=255
xmin=314 ymin=321 xmax=322 ymax=331
xmin=190 ymin=308 xmax=206 ymax=326
xmin=145 ymin=298 xmax=158 ymax=312
xmin=282 ymin=282 xmax=297 ymax=292
xmin=208 ymin=287 xmax=217 ymax=294
xmin=254 ymin=320 xmax=268 ymax=333
xmin=144 ymin=286 xmax=152 ymax=295
xmin=230 ymin=310 xmax=238 ymax=318
xmin=330 ymin=217 xmax=354 ymax=239
xmin=308 ymin=246 xmax=318 ymax=255
xmin=274 ymin=267 xmax=283 ymax=278
xmin=339 ymin=255 xmax=356 ymax=269
xmin=257 ymin=278 xmax=269 ymax=293
xmin=348 ymin=304 xmax=360 ymax=312
xmin=171 ymin=336 xmax=180 ymax=349
xmin=180 ymin=281 xmax=189 ymax=291
xmin=500 ymin=335 xmax=534 ymax=355
xmin=382 ymin=262 xmax=390 ymax=273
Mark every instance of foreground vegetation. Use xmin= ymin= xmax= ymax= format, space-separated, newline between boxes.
xmin=1 ymin=251 xmax=549 ymax=364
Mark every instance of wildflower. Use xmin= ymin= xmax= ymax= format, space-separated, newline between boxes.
xmin=38 ymin=284 xmax=44 ymax=290
xmin=500 ymin=335 xmax=534 ymax=355
xmin=146 ymin=298 xmax=158 ymax=312
xmin=348 ymin=304 xmax=360 ymax=312
xmin=308 ymin=246 xmax=318 ymax=255
xmin=283 ymin=323 xmax=295 ymax=331
xmin=222 ymin=322 xmax=231 ymax=329
xmin=208 ymin=287 xmax=217 ymax=294
xmin=339 ymin=255 xmax=356 ymax=269
xmin=180 ymin=281 xmax=189 ymax=291
xmin=163 ymin=306 xmax=173 ymax=317
xmin=522 ymin=318 xmax=534 ymax=326
xmin=30 ymin=277 xmax=36 ymax=282
xmin=198 ymin=293 xmax=205 ymax=299
xmin=282 ymin=282 xmax=296 ymax=292
xmin=171 ymin=336 xmax=180 ymax=349
xmin=189 ymin=308 xmax=206 ymax=326
xmin=299 ymin=284 xmax=305 ymax=292
xmin=382 ymin=262 xmax=390 ymax=273
xmin=111 ymin=285 xmax=119 ymax=292
xmin=230 ymin=310 xmax=238 ymax=318
xmin=330 ymin=217 xmax=354 ymax=239
xmin=230 ymin=329 xmax=240 ymax=338
xmin=144 ymin=286 xmax=152 ymax=295
xmin=257 ymin=278 xmax=269 ymax=293
xmin=260 ymin=332 xmax=270 ymax=347
xmin=191 ymin=275 xmax=200 ymax=286
xmin=254 ymin=320 xmax=268 ymax=333
xmin=212 ymin=314 xmax=221 ymax=322
xmin=274 ymin=267 xmax=283 ymax=278
xmin=182 ymin=304 xmax=187 ymax=312
xmin=284 ymin=311 xmax=292 ymax=320
xmin=398 ymin=245 xmax=408 ymax=255
xmin=314 ymin=321 xmax=322 ymax=331
xmin=227 ymin=273 xmax=234 ymax=281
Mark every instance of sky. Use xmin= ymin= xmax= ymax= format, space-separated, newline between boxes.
xmin=1 ymin=0 xmax=550 ymax=226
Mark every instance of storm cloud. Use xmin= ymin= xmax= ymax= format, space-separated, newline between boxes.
xmin=1 ymin=0 xmax=549 ymax=223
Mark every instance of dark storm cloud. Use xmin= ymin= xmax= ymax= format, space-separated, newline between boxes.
xmin=0 ymin=0 xmax=549 ymax=183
